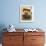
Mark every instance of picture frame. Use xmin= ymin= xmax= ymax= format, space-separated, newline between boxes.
xmin=20 ymin=5 xmax=34 ymax=22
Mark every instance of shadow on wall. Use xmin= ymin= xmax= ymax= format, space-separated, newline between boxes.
xmin=0 ymin=24 xmax=6 ymax=43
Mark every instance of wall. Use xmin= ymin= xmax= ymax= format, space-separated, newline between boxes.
xmin=0 ymin=0 xmax=46 ymax=29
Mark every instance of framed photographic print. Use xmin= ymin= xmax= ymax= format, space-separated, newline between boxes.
xmin=20 ymin=5 xmax=34 ymax=22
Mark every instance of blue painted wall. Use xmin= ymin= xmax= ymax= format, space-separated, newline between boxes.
xmin=0 ymin=0 xmax=46 ymax=29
